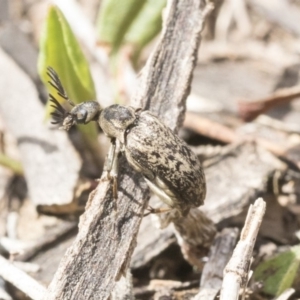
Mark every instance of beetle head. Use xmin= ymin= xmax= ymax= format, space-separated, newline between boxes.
xmin=47 ymin=67 xmax=101 ymax=130
xmin=50 ymin=99 xmax=101 ymax=131
xmin=63 ymin=101 xmax=101 ymax=130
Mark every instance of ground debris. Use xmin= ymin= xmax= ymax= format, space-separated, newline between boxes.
xmin=2 ymin=0 xmax=300 ymax=299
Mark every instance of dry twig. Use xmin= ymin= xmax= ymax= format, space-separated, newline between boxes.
xmin=184 ymin=112 xmax=239 ymax=143
xmin=184 ymin=112 xmax=287 ymax=156
xmin=193 ymin=228 xmax=239 ymax=300
xmin=238 ymin=85 xmax=300 ymax=122
xmin=219 ymin=198 xmax=266 ymax=300
xmin=275 ymin=288 xmax=295 ymax=300
xmin=0 ymin=255 xmax=46 ymax=300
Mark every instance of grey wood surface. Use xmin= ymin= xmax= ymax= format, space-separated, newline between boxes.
xmin=44 ymin=0 xmax=209 ymax=299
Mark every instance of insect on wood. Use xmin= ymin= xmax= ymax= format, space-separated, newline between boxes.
xmin=47 ymin=67 xmax=206 ymax=218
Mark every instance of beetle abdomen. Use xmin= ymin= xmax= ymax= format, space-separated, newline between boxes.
xmin=125 ymin=111 xmax=206 ymax=213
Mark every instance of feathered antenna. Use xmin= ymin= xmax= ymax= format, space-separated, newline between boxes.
xmin=46 ymin=67 xmax=74 ymax=127
xmin=48 ymin=94 xmax=68 ymax=125
xmin=46 ymin=67 xmax=75 ymax=107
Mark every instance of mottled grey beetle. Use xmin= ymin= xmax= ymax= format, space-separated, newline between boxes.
xmin=47 ymin=67 xmax=206 ymax=217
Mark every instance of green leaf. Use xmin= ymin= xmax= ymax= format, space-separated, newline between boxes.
xmin=96 ymin=0 xmax=147 ymax=51
xmin=254 ymin=245 xmax=300 ymax=296
xmin=38 ymin=6 xmax=96 ymax=112
xmin=38 ymin=6 xmax=102 ymax=167
xmin=124 ymin=0 xmax=167 ymax=61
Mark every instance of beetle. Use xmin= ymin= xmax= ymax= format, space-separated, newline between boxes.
xmin=47 ymin=67 xmax=206 ymax=218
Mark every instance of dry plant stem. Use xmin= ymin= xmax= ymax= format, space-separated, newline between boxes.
xmin=256 ymin=115 xmax=300 ymax=134
xmin=220 ymin=198 xmax=266 ymax=300
xmin=238 ymin=85 xmax=300 ymax=122
xmin=133 ymin=1 xmax=214 ymax=132
xmin=0 ymin=281 xmax=12 ymax=300
xmin=44 ymin=170 xmax=146 ymax=300
xmin=275 ymin=288 xmax=295 ymax=300
xmin=134 ymin=0 xmax=215 ymax=266
xmin=184 ymin=112 xmax=286 ymax=156
xmin=44 ymin=1 xmax=211 ymax=299
xmin=184 ymin=112 xmax=239 ymax=143
xmin=193 ymin=228 xmax=239 ymax=300
xmin=0 ymin=255 xmax=46 ymax=300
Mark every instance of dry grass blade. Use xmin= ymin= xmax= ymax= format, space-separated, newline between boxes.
xmin=0 ymin=255 xmax=46 ymax=300
xmin=220 ymin=198 xmax=266 ymax=300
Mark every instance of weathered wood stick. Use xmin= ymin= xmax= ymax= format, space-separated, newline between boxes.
xmin=220 ymin=198 xmax=266 ymax=300
xmin=44 ymin=0 xmax=212 ymax=299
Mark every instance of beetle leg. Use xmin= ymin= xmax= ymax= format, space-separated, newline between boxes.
xmin=102 ymin=138 xmax=116 ymax=180
xmin=110 ymin=140 xmax=121 ymax=200
xmin=144 ymin=177 xmax=175 ymax=208
xmin=101 ymin=138 xmax=122 ymax=201
xmin=144 ymin=206 xmax=174 ymax=216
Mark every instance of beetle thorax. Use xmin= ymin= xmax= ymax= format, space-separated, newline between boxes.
xmin=99 ymin=104 xmax=136 ymax=143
